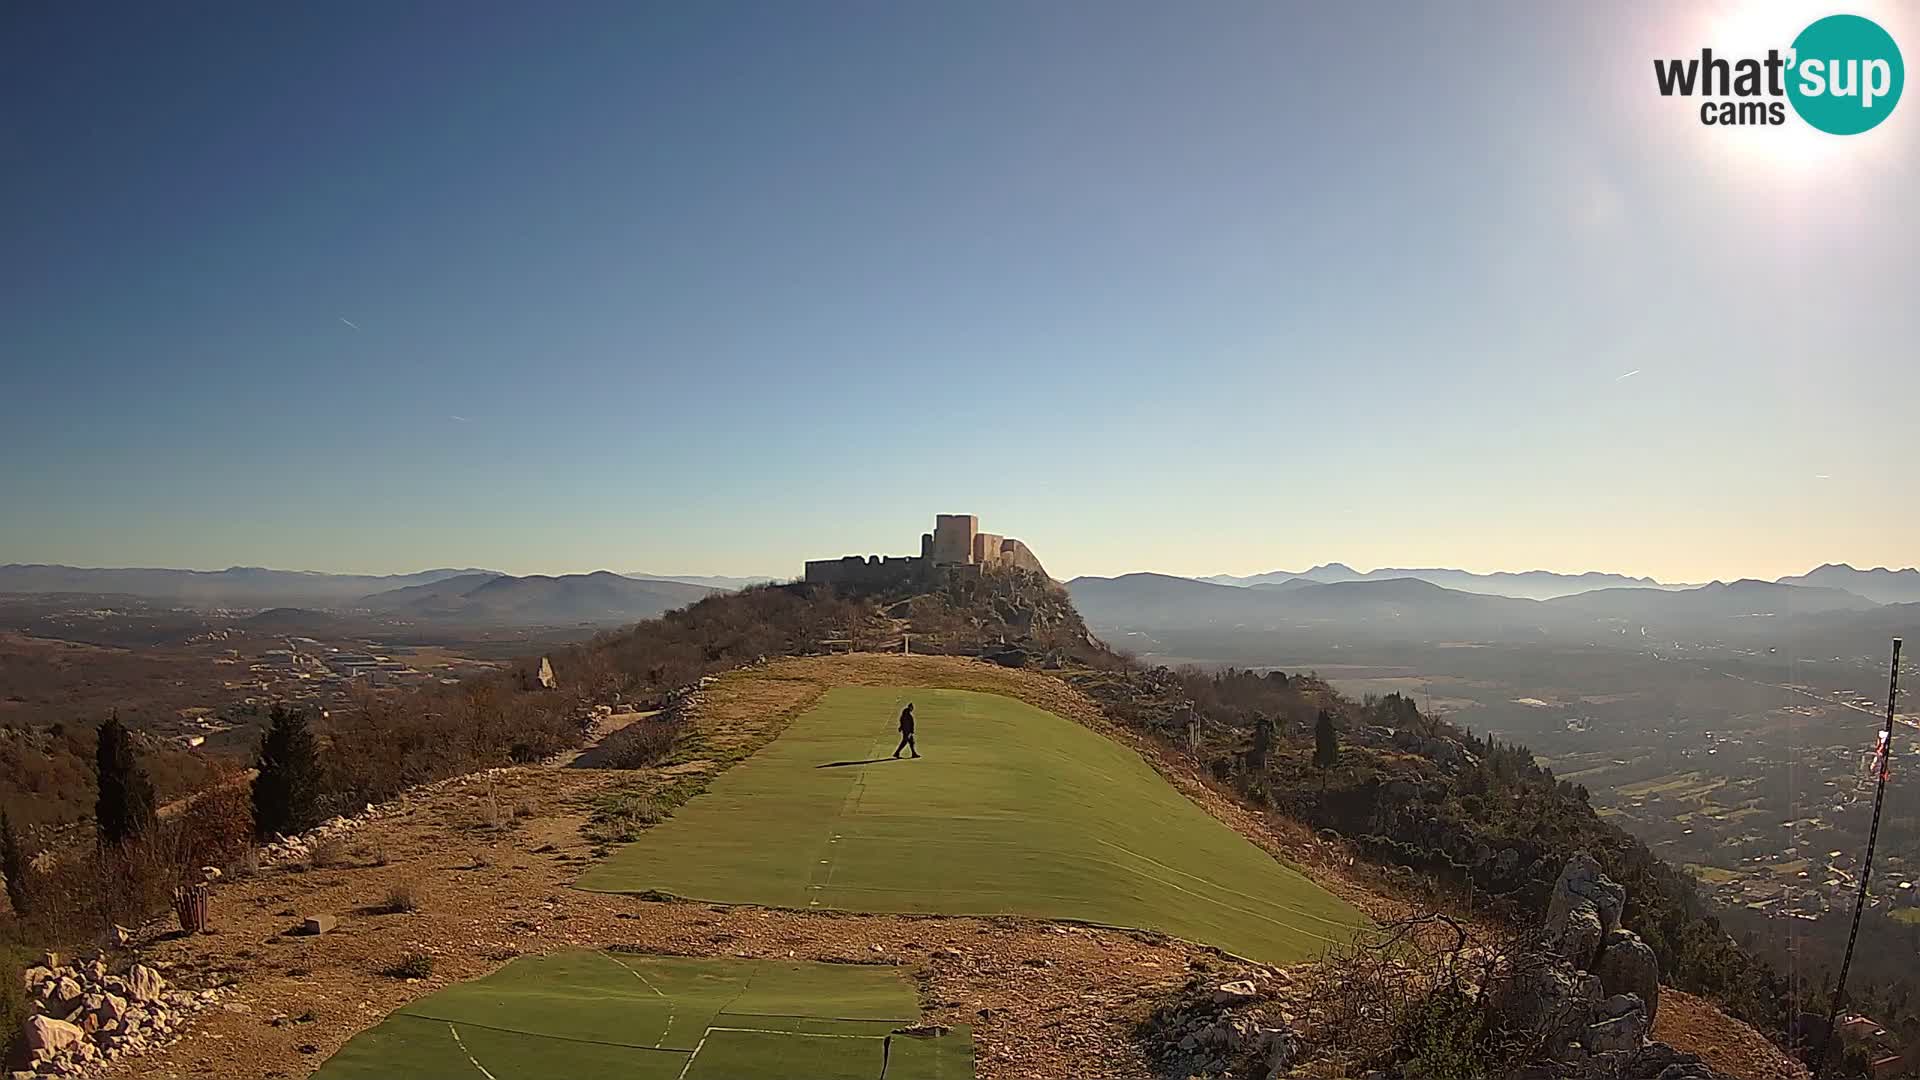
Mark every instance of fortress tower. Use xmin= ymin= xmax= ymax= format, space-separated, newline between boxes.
xmin=931 ymin=514 xmax=978 ymax=566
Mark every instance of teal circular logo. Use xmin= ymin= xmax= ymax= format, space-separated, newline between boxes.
xmin=1788 ymin=14 xmax=1904 ymax=134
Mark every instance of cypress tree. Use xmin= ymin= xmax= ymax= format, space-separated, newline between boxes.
xmin=1249 ymin=714 xmax=1274 ymax=772
xmin=252 ymin=703 xmax=323 ymax=840
xmin=1313 ymin=708 xmax=1340 ymax=769
xmin=2 ymin=810 xmax=30 ymax=915
xmin=96 ymin=713 xmax=158 ymax=846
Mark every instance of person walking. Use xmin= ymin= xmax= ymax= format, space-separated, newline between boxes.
xmin=893 ymin=702 xmax=919 ymax=758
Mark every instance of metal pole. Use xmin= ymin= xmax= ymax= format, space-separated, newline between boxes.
xmin=1815 ymin=638 xmax=1903 ymax=1077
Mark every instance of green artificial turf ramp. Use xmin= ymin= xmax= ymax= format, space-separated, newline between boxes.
xmin=312 ymin=952 xmax=971 ymax=1079
xmin=683 ymin=1029 xmax=878 ymax=1080
xmin=579 ymin=686 xmax=1366 ymax=963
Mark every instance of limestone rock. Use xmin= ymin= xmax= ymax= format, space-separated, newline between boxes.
xmin=22 ymin=1016 xmax=83 ymax=1055
xmin=1545 ymin=851 xmax=1624 ymax=968
xmin=1494 ymin=952 xmax=1601 ymax=1033
xmin=1596 ymin=930 xmax=1660 ymax=1023
xmin=126 ymin=964 xmax=166 ymax=1004
xmin=1582 ymin=997 xmax=1648 ymax=1053
xmin=301 ymin=914 xmax=338 ymax=935
xmin=49 ymin=976 xmax=84 ymax=1016
xmin=1210 ymin=979 xmax=1259 ymax=1005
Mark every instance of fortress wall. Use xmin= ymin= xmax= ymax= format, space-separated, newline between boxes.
xmin=998 ymin=539 xmax=1046 ymax=576
xmin=803 ymin=555 xmax=925 ymax=588
xmin=971 ymin=532 xmax=1005 ymax=565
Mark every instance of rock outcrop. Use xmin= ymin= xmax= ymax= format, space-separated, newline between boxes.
xmin=1138 ymin=972 xmax=1301 ymax=1080
xmin=1543 ymin=851 xmax=1625 ymax=969
xmin=11 ymin=957 xmax=230 ymax=1076
xmin=1495 ymin=853 xmax=1732 ymax=1080
xmin=1596 ymin=928 xmax=1661 ymax=1024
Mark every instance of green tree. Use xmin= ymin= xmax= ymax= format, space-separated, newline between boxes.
xmin=95 ymin=713 xmax=158 ymax=846
xmin=1 ymin=810 xmax=29 ymax=915
xmin=252 ymin=703 xmax=324 ymax=840
xmin=1313 ymin=709 xmax=1340 ymax=769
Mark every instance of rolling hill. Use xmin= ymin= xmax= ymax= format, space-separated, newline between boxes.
xmin=1542 ymin=579 xmax=1880 ymax=620
xmin=359 ymin=571 xmax=716 ymax=625
xmin=1067 ymin=571 xmax=1544 ymax=637
xmin=1201 ymin=563 xmax=1679 ymax=600
xmin=1069 ymin=571 xmax=1894 ymax=651
xmin=0 ymin=564 xmax=499 ymax=608
xmin=1774 ymin=562 xmax=1920 ymax=605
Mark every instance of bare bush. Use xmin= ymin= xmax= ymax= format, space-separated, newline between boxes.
xmin=1301 ymin=915 xmax=1535 ymax=1079
xmin=593 ymin=716 xmax=686 ymax=770
xmin=379 ymin=881 xmax=422 ymax=914
xmin=383 ymin=951 xmax=434 ymax=979
xmin=174 ymin=765 xmax=254 ymax=870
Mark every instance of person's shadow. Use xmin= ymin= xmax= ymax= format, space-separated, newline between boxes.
xmin=814 ymin=758 xmax=902 ymax=769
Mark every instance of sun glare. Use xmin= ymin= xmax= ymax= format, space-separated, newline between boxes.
xmin=1682 ymin=0 xmax=1912 ymax=181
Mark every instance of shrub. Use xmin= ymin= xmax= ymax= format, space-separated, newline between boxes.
xmin=0 ymin=942 xmax=37 ymax=1049
xmin=379 ymin=882 xmax=422 ymax=914
xmin=594 ymin=717 xmax=686 ymax=770
xmin=1302 ymin=915 xmax=1522 ymax=1077
xmin=384 ymin=951 xmax=434 ymax=979
xmin=176 ymin=767 xmax=254 ymax=870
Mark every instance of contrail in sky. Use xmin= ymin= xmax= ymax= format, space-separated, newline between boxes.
xmin=1616 ymin=369 xmax=1640 ymax=381
xmin=338 ymin=316 xmax=360 ymax=330
xmin=449 ymin=415 xmax=471 ymax=423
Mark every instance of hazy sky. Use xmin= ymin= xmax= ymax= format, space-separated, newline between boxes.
xmin=4 ymin=2 xmax=1915 ymax=583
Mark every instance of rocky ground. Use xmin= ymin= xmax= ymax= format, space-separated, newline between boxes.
xmin=71 ymin=654 xmax=1800 ymax=1080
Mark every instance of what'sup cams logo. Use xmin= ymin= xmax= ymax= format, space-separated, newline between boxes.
xmin=1655 ymin=13 xmax=1903 ymax=133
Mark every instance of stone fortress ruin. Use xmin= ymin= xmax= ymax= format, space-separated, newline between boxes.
xmin=804 ymin=514 xmax=1047 ymax=588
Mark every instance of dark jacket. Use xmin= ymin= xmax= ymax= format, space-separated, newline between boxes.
xmin=898 ymin=707 xmax=915 ymax=734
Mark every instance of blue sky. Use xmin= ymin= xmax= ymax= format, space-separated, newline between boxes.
xmin=3 ymin=2 xmax=1915 ymax=582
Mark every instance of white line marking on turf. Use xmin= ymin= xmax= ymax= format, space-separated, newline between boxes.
xmin=677 ymin=1024 xmax=895 ymax=1078
xmin=675 ymin=1030 xmax=710 ymax=1080
xmin=707 ymin=1026 xmax=886 ymax=1039
xmin=602 ymin=951 xmax=670 ymax=996
xmin=602 ymin=951 xmax=675 ymax=1047
xmin=448 ymin=1023 xmax=500 ymax=1080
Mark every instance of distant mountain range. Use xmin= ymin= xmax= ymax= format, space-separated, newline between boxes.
xmin=1200 ymin=561 xmax=1920 ymax=604
xmin=1200 ymin=563 xmax=1680 ymax=600
xmin=0 ymin=564 xmax=741 ymax=623
xmin=0 ymin=564 xmax=498 ymax=607
xmin=9 ymin=558 xmax=1913 ymax=636
xmin=1067 ymin=571 xmax=1914 ymax=646
xmin=1774 ymin=563 xmax=1920 ymax=606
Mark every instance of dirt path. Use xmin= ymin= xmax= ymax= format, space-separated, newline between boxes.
xmin=552 ymin=709 xmax=658 ymax=768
